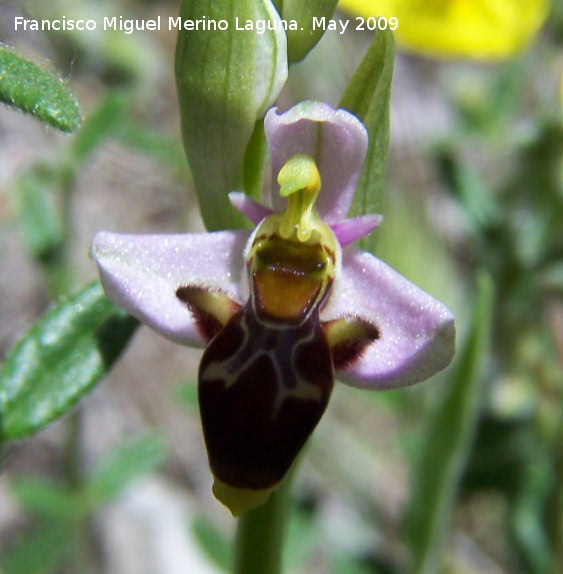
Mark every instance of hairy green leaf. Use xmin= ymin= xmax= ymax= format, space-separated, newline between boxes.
xmin=0 ymin=281 xmax=138 ymax=439
xmin=0 ymin=45 xmax=81 ymax=133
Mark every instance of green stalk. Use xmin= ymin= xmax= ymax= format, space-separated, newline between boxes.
xmin=552 ymin=422 xmax=563 ymax=574
xmin=54 ymin=166 xmax=94 ymax=574
xmin=64 ymin=411 xmax=97 ymax=574
xmin=234 ymin=472 xmax=294 ymax=574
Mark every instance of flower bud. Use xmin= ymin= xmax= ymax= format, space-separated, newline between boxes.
xmin=175 ymin=0 xmax=288 ymax=230
xmin=273 ymin=0 xmax=339 ymax=63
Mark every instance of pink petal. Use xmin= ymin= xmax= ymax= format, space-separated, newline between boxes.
xmin=331 ymin=214 xmax=383 ymax=247
xmin=91 ymin=231 xmax=250 ymax=346
xmin=321 ymin=249 xmax=456 ymax=389
xmin=264 ymin=102 xmax=368 ymax=225
xmin=229 ymin=192 xmax=273 ymax=225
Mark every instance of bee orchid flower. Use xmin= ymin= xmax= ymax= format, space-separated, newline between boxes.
xmin=91 ymin=101 xmax=455 ymax=515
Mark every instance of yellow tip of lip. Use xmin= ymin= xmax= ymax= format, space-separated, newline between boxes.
xmin=278 ymin=154 xmax=320 ymax=197
xmin=212 ymin=479 xmax=275 ymax=516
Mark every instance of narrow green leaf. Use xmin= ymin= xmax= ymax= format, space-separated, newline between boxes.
xmin=511 ymin=456 xmax=554 ymax=574
xmin=435 ymin=148 xmax=502 ymax=232
xmin=0 ymin=45 xmax=81 ymax=133
xmin=283 ymin=505 xmax=318 ymax=569
xmin=277 ymin=0 xmax=339 ymax=63
xmin=0 ymin=281 xmax=139 ymax=439
xmin=404 ymin=272 xmax=495 ymax=574
xmin=13 ymin=167 xmax=65 ymax=262
xmin=175 ymin=0 xmax=287 ymax=230
xmin=330 ymin=554 xmax=374 ymax=574
xmin=243 ymin=119 xmax=268 ymax=201
xmin=192 ymin=516 xmax=233 ymax=572
xmin=114 ymin=121 xmax=188 ymax=174
xmin=339 ymin=29 xmax=395 ymax=253
xmin=71 ymin=92 xmax=128 ymax=163
xmin=173 ymin=380 xmax=199 ymax=411
xmin=87 ymin=433 xmax=166 ymax=504
xmin=11 ymin=476 xmax=77 ymax=520
xmin=0 ymin=522 xmax=70 ymax=574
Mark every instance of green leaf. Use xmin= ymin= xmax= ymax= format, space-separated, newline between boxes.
xmin=13 ymin=167 xmax=65 ymax=262
xmin=283 ymin=504 xmax=318 ymax=569
xmin=71 ymin=92 xmax=187 ymax=173
xmin=114 ymin=121 xmax=188 ymax=174
xmin=330 ymin=553 xmax=374 ymax=574
xmin=0 ymin=281 xmax=139 ymax=439
xmin=435 ymin=148 xmax=502 ymax=232
xmin=192 ymin=516 xmax=233 ymax=572
xmin=87 ymin=433 xmax=166 ymax=504
xmin=175 ymin=0 xmax=287 ymax=231
xmin=70 ymin=92 xmax=128 ymax=163
xmin=0 ymin=522 xmax=71 ymax=574
xmin=403 ymin=272 xmax=495 ymax=574
xmin=243 ymin=119 xmax=268 ymax=202
xmin=510 ymin=449 xmax=554 ymax=574
xmin=339 ymin=29 xmax=395 ymax=253
xmin=0 ymin=45 xmax=81 ymax=133
xmin=173 ymin=380 xmax=199 ymax=411
xmin=11 ymin=477 xmax=77 ymax=520
xmin=276 ymin=0 xmax=339 ymax=63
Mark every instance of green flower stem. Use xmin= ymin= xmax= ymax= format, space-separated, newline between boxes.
xmin=234 ymin=470 xmax=294 ymax=574
xmin=553 ymin=422 xmax=563 ymax=573
xmin=64 ymin=411 xmax=97 ymax=574
xmin=63 ymin=410 xmax=85 ymax=490
xmin=50 ymin=170 xmax=93 ymax=573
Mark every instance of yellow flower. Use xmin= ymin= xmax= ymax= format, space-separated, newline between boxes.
xmin=338 ymin=0 xmax=549 ymax=59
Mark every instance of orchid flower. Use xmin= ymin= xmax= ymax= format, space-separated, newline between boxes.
xmin=91 ymin=101 xmax=455 ymax=515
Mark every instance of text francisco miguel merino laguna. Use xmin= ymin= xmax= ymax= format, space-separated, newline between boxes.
xmin=13 ymin=15 xmax=332 ymax=35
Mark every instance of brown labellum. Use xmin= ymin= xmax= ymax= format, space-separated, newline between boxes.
xmin=198 ymin=305 xmax=333 ymax=492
